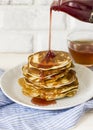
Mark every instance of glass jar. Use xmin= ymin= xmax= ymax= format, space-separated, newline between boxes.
xmin=67 ymin=31 xmax=93 ymax=66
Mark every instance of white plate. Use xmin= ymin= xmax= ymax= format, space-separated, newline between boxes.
xmin=0 ymin=63 xmax=93 ymax=110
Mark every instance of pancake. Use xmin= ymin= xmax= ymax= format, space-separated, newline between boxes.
xmin=23 ymin=88 xmax=78 ymax=101
xmin=22 ymin=62 xmax=73 ymax=79
xmin=23 ymin=65 xmax=70 ymax=82
xmin=24 ymin=70 xmax=77 ymax=89
xmin=19 ymin=78 xmax=78 ymax=101
xmin=28 ymin=51 xmax=72 ymax=70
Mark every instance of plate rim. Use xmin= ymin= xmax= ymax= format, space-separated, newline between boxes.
xmin=0 ymin=63 xmax=93 ymax=110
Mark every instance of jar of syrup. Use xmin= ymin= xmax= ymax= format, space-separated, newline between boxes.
xmin=68 ymin=31 xmax=93 ymax=66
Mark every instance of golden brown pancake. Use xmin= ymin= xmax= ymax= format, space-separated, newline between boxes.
xmin=19 ymin=78 xmax=78 ymax=101
xmin=28 ymin=51 xmax=72 ymax=70
xmin=22 ymin=62 xmax=73 ymax=79
xmin=24 ymin=70 xmax=77 ymax=89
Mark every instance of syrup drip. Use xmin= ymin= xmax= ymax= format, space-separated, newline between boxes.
xmin=38 ymin=10 xmax=56 ymax=81
xmin=49 ymin=8 xmax=52 ymax=51
xmin=38 ymin=51 xmax=56 ymax=68
xmin=31 ymin=97 xmax=56 ymax=106
xmin=38 ymin=50 xmax=57 ymax=81
xmin=38 ymin=6 xmax=56 ymax=69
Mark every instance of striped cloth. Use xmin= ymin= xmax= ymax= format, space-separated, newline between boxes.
xmin=0 ymin=70 xmax=93 ymax=130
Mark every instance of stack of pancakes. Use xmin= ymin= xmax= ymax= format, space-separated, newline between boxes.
xmin=19 ymin=51 xmax=79 ymax=101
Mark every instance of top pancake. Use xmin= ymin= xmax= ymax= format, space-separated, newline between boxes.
xmin=28 ymin=51 xmax=72 ymax=70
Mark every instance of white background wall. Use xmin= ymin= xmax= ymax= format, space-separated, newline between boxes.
xmin=0 ymin=0 xmax=93 ymax=53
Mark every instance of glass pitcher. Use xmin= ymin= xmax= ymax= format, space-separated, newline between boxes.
xmin=51 ymin=0 xmax=93 ymax=23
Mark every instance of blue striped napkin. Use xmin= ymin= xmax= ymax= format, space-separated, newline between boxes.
xmin=0 ymin=69 xmax=93 ymax=130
